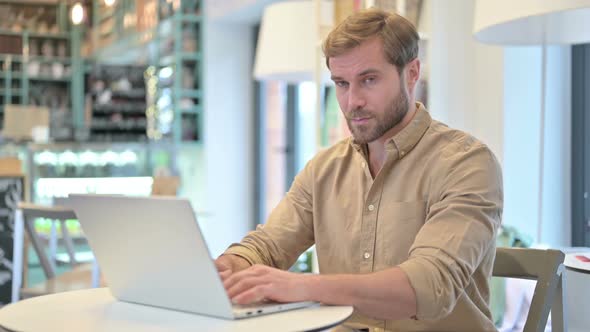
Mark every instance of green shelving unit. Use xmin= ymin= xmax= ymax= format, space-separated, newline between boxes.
xmin=90 ymin=0 xmax=203 ymax=143
xmin=161 ymin=0 xmax=203 ymax=142
xmin=148 ymin=0 xmax=203 ymax=142
xmin=0 ymin=1 xmax=84 ymax=140
xmin=0 ymin=0 xmax=203 ymax=143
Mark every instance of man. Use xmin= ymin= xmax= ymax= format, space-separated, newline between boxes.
xmin=216 ymin=8 xmax=502 ymax=332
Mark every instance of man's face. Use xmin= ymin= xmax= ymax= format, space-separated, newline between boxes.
xmin=329 ymin=38 xmax=411 ymax=144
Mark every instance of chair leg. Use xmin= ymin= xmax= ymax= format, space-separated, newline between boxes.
xmin=49 ymin=220 xmax=58 ymax=263
xmin=91 ymin=259 xmax=100 ymax=288
xmin=551 ymin=265 xmax=567 ymax=332
xmin=11 ymin=209 xmax=24 ymax=303
xmin=23 ymin=216 xmax=56 ymax=279
xmin=60 ymin=220 xmax=77 ymax=266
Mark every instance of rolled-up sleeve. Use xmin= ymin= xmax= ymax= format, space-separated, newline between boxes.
xmin=223 ymin=159 xmax=316 ymax=270
xmin=398 ymin=144 xmax=503 ymax=320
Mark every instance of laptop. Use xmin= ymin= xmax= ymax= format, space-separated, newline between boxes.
xmin=68 ymin=194 xmax=316 ymax=319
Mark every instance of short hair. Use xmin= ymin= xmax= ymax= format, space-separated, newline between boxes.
xmin=322 ymin=8 xmax=419 ymax=73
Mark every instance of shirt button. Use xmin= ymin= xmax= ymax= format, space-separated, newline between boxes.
xmin=400 ymin=150 xmax=406 ymax=156
xmin=368 ymin=204 xmax=375 ymax=211
xmin=364 ymin=252 xmax=371 ymax=259
xmin=361 ymin=161 xmax=366 ymax=168
xmin=436 ymin=287 xmax=443 ymax=297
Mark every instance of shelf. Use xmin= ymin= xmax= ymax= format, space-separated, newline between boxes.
xmin=0 ymin=89 xmax=24 ymax=96
xmin=0 ymin=0 xmax=61 ymax=4
xmin=29 ymin=75 xmax=71 ymax=82
xmin=157 ymin=15 xmax=201 ymax=39
xmin=0 ymin=54 xmax=71 ymax=63
xmin=178 ymin=14 xmax=202 ymax=23
xmin=93 ymin=104 xmax=147 ymax=115
xmin=158 ymin=52 xmax=201 ymax=66
xmin=92 ymin=112 xmax=146 ymax=117
xmin=159 ymin=55 xmax=175 ymax=67
xmin=180 ymin=105 xmax=202 ymax=115
xmin=28 ymin=32 xmax=70 ymax=39
xmin=0 ymin=54 xmax=22 ymax=62
xmin=1 ymin=72 xmax=69 ymax=82
xmin=28 ymin=56 xmax=72 ymax=63
xmin=92 ymin=29 xmax=155 ymax=63
xmin=93 ymin=14 xmax=201 ymax=63
xmin=0 ymin=30 xmax=24 ymax=37
xmin=0 ymin=73 xmax=22 ymax=79
xmin=90 ymin=126 xmax=147 ymax=132
xmin=180 ymin=52 xmax=202 ymax=62
xmin=177 ymin=90 xmax=202 ymax=99
xmin=0 ymin=29 xmax=69 ymax=39
xmin=111 ymin=89 xmax=146 ymax=99
xmin=90 ymin=118 xmax=147 ymax=129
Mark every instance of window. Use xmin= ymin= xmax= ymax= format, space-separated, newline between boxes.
xmin=572 ymin=44 xmax=590 ymax=246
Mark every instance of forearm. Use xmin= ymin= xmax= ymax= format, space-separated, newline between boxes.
xmin=224 ymin=243 xmax=267 ymax=266
xmin=224 ymin=226 xmax=313 ymax=269
xmin=307 ymin=267 xmax=417 ymax=320
xmin=221 ymin=254 xmax=252 ymax=271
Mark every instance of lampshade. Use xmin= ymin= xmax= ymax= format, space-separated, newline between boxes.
xmin=473 ymin=0 xmax=590 ymax=45
xmin=416 ymin=0 xmax=431 ymax=40
xmin=254 ymin=1 xmax=333 ymax=83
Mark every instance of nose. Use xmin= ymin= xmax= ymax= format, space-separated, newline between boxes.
xmin=347 ymin=85 xmax=366 ymax=111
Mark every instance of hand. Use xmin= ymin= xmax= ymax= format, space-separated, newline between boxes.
xmin=214 ymin=254 xmax=251 ymax=281
xmin=223 ymin=264 xmax=316 ymax=305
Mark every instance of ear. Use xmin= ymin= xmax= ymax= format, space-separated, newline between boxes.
xmin=404 ymin=58 xmax=421 ymax=95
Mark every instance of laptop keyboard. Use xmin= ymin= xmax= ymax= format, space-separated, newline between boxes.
xmin=232 ymin=301 xmax=282 ymax=310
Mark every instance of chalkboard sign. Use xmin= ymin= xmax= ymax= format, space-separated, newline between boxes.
xmin=0 ymin=176 xmax=24 ymax=304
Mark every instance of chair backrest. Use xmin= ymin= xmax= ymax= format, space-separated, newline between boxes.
xmin=13 ymin=202 xmax=102 ymax=302
xmin=17 ymin=202 xmax=78 ymax=279
xmin=493 ymin=247 xmax=566 ymax=332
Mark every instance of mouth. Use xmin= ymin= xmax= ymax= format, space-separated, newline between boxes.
xmin=350 ymin=117 xmax=371 ymax=125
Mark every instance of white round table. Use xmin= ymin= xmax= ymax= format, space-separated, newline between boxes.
xmin=564 ymin=252 xmax=590 ymax=332
xmin=0 ymin=288 xmax=353 ymax=332
xmin=564 ymin=252 xmax=590 ymax=274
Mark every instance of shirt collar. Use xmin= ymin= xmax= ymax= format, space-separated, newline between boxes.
xmin=350 ymin=102 xmax=432 ymax=157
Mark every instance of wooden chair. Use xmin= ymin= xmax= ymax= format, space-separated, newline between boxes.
xmin=12 ymin=202 xmax=103 ymax=301
xmin=493 ymin=247 xmax=566 ymax=332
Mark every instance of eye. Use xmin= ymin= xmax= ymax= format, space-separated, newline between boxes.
xmin=335 ymin=81 xmax=349 ymax=88
xmin=363 ymin=76 xmax=377 ymax=85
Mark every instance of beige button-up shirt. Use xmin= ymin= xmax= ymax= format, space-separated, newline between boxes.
xmin=225 ymin=103 xmax=503 ymax=332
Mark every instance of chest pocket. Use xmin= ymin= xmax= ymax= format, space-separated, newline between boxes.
xmin=374 ymin=200 xmax=427 ymax=269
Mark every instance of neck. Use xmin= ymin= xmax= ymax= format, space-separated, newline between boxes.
xmin=367 ymin=102 xmax=418 ymax=176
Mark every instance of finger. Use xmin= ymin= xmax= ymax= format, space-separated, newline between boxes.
xmin=226 ymin=275 xmax=268 ymax=299
xmin=219 ymin=269 xmax=232 ymax=282
xmin=214 ymin=260 xmax=231 ymax=272
xmin=224 ymin=266 xmax=265 ymax=289
xmin=232 ymin=284 xmax=270 ymax=305
xmin=226 ymin=275 xmax=266 ymax=299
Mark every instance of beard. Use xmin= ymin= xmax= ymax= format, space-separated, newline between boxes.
xmin=346 ymin=85 xmax=410 ymax=145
